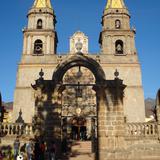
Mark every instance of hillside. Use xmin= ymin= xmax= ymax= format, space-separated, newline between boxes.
xmin=2 ymin=102 xmax=13 ymax=110
xmin=145 ymin=98 xmax=155 ymax=118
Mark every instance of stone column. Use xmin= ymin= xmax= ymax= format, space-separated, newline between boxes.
xmin=23 ymin=35 xmax=27 ymax=54
xmin=104 ymin=78 xmax=127 ymax=160
xmin=96 ymin=77 xmax=127 ymax=160
xmin=27 ymin=36 xmax=31 ymax=55
xmin=96 ymin=86 xmax=107 ymax=160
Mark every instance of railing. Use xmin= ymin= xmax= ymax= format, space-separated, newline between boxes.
xmin=126 ymin=122 xmax=158 ymax=137
xmin=0 ymin=122 xmax=158 ymax=138
xmin=0 ymin=123 xmax=33 ymax=137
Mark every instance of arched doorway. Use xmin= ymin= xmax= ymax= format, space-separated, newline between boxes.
xmin=60 ymin=65 xmax=98 ymax=155
xmin=51 ymin=55 xmax=106 ymax=158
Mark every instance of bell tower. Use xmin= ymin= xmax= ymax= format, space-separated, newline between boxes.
xmin=13 ymin=0 xmax=58 ymax=123
xmin=99 ymin=0 xmax=136 ymax=55
xmin=99 ymin=0 xmax=145 ymax=122
xmin=23 ymin=0 xmax=57 ymax=56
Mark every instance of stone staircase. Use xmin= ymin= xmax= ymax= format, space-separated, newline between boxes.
xmin=62 ymin=141 xmax=95 ymax=160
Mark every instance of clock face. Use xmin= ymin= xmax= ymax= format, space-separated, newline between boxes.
xmin=76 ymin=108 xmax=82 ymax=115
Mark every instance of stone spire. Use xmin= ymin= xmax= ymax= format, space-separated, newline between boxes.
xmin=33 ymin=0 xmax=52 ymax=9
xmin=106 ymin=0 xmax=126 ymax=9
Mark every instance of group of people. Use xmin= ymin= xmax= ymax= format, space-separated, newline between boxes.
xmin=33 ymin=138 xmax=57 ymax=160
xmin=71 ymin=126 xmax=87 ymax=141
xmin=0 ymin=137 xmax=57 ymax=160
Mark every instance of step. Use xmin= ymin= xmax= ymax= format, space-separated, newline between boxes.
xmin=72 ymin=141 xmax=92 ymax=148
xmin=60 ymin=141 xmax=95 ymax=160
xmin=71 ymin=141 xmax=92 ymax=153
xmin=69 ymin=153 xmax=94 ymax=160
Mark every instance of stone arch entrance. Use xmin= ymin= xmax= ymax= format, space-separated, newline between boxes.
xmin=32 ymin=54 xmax=126 ymax=160
xmin=52 ymin=55 xmax=106 ymax=159
xmin=53 ymin=56 xmax=103 ymax=159
xmin=52 ymin=54 xmax=106 ymax=83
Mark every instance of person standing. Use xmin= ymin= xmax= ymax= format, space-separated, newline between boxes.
xmin=34 ymin=138 xmax=40 ymax=160
xmin=62 ymin=138 xmax=67 ymax=155
xmin=0 ymin=150 xmax=3 ymax=160
xmin=39 ymin=141 xmax=46 ymax=160
xmin=13 ymin=137 xmax=20 ymax=160
xmin=26 ymin=140 xmax=33 ymax=160
xmin=49 ymin=141 xmax=57 ymax=160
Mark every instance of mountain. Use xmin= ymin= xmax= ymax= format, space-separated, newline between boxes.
xmin=145 ymin=98 xmax=155 ymax=118
xmin=2 ymin=102 xmax=13 ymax=110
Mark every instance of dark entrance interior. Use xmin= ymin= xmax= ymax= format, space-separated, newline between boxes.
xmin=71 ymin=117 xmax=87 ymax=141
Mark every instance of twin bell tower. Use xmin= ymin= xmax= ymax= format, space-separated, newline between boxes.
xmin=13 ymin=0 xmax=145 ymax=125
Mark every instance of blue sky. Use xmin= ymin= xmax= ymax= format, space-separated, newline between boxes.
xmin=0 ymin=0 xmax=160 ymax=102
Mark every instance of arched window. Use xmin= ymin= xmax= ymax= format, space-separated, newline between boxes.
xmin=34 ymin=39 xmax=43 ymax=55
xmin=37 ymin=19 xmax=43 ymax=29
xmin=115 ymin=40 xmax=123 ymax=54
xmin=115 ymin=19 xmax=121 ymax=29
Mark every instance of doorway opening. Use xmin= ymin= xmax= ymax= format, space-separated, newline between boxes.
xmin=71 ymin=117 xmax=87 ymax=141
xmin=60 ymin=66 xmax=98 ymax=156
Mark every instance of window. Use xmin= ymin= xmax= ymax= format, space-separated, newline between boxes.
xmin=115 ymin=40 xmax=123 ymax=54
xmin=115 ymin=19 xmax=121 ymax=29
xmin=34 ymin=39 xmax=43 ymax=55
xmin=37 ymin=19 xmax=43 ymax=29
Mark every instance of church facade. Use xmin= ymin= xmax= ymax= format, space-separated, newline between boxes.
xmin=1 ymin=0 xmax=160 ymax=160
xmin=13 ymin=0 xmax=145 ymax=124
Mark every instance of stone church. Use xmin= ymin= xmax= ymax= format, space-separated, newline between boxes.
xmin=1 ymin=0 xmax=160 ymax=160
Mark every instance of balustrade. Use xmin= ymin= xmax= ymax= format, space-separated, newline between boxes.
xmin=0 ymin=123 xmax=33 ymax=137
xmin=126 ymin=122 xmax=158 ymax=137
xmin=0 ymin=122 xmax=158 ymax=138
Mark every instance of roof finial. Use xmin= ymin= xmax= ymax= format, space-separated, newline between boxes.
xmin=106 ymin=0 xmax=126 ymax=9
xmin=33 ymin=0 xmax=53 ymax=9
xmin=114 ymin=69 xmax=119 ymax=79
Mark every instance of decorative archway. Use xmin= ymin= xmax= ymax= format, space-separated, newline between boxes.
xmin=32 ymin=54 xmax=126 ymax=159
xmin=57 ymin=60 xmax=99 ymax=157
xmin=52 ymin=54 xmax=106 ymax=84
